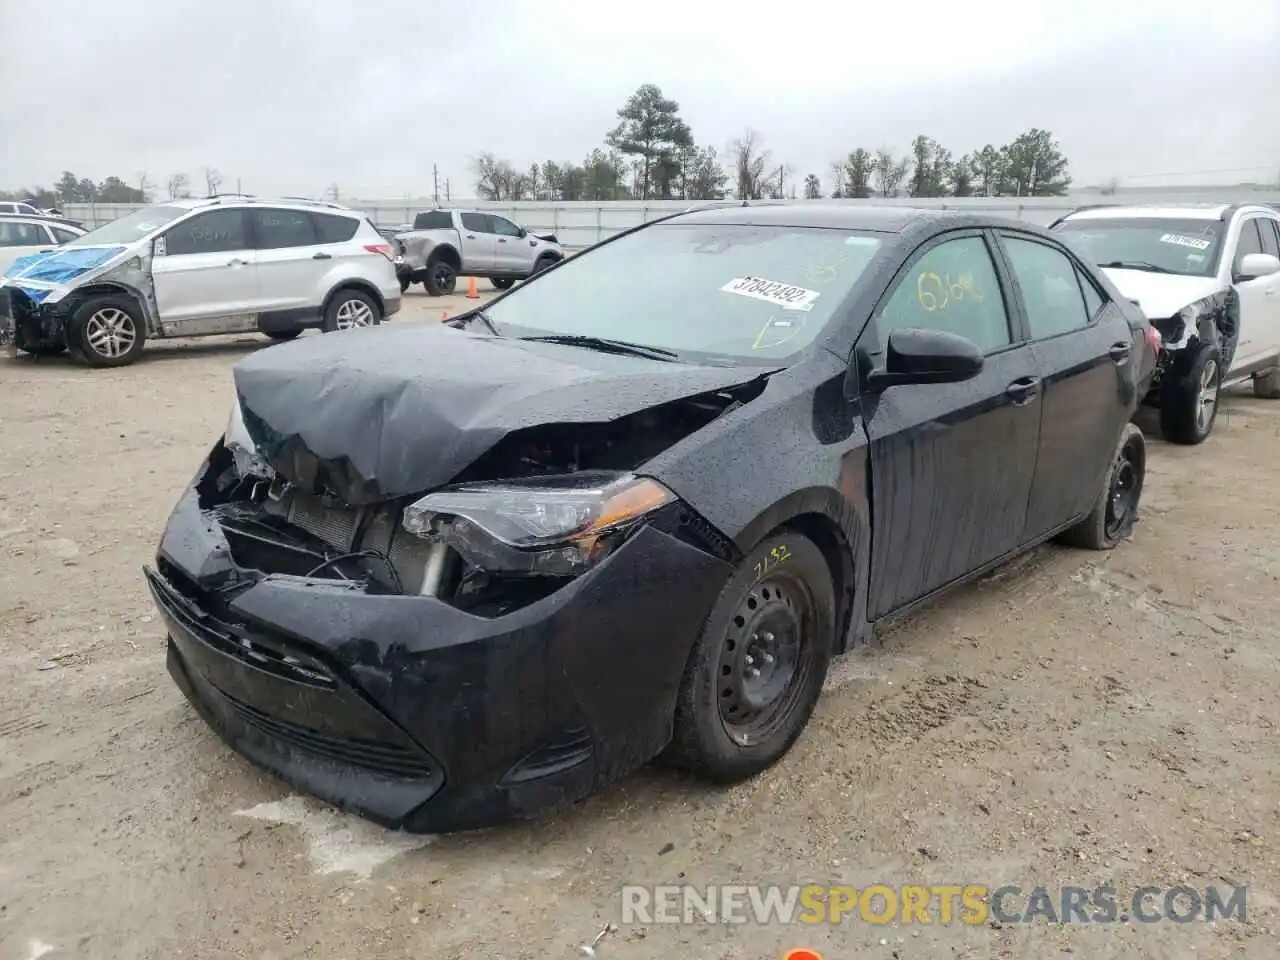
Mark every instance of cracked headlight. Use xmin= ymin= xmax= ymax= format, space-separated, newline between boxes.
xmin=402 ymin=472 xmax=675 ymax=576
xmin=225 ymin=396 xmax=271 ymax=479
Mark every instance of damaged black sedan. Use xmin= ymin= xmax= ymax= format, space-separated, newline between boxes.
xmin=145 ymin=205 xmax=1156 ymax=832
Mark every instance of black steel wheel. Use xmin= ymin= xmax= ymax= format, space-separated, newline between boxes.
xmin=491 ymin=277 xmax=515 ymax=290
xmin=666 ymin=531 xmax=835 ymax=782
xmin=423 ymin=258 xmax=457 ymax=296
xmin=1059 ymin=422 xmax=1146 ymax=550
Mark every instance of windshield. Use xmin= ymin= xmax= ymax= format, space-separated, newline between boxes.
xmin=1054 ymin=217 xmax=1223 ymax=278
xmin=64 ymin=205 xmax=189 ymax=247
xmin=482 ymin=222 xmax=885 ymax=364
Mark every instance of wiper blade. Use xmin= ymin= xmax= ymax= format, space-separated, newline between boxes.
xmin=520 ymin=335 xmax=679 ymax=361
xmin=457 ymin=309 xmax=500 ymax=336
xmin=1099 ymin=260 xmax=1170 ymax=273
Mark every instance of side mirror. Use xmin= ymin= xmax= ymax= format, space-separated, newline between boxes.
xmin=864 ymin=328 xmax=984 ymax=392
xmin=1236 ymin=252 xmax=1280 ymax=282
xmin=517 ymin=226 xmax=528 ymax=239
xmin=153 ymin=236 xmax=167 ymax=257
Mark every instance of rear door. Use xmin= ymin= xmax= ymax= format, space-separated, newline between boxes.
xmin=488 ymin=214 xmax=533 ymax=273
xmin=1236 ymin=215 xmax=1280 ymax=368
xmin=249 ymin=207 xmax=327 ymax=315
xmin=861 ymin=230 xmax=1043 ymax=618
xmin=152 ymin=209 xmax=258 ymax=324
xmin=995 ymin=230 xmax=1134 ymax=540
xmin=458 ymin=213 xmax=496 ymax=272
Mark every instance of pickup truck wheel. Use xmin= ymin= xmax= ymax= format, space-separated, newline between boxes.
xmin=1252 ymin=366 xmax=1280 ymax=399
xmin=665 ymin=531 xmax=834 ymax=782
xmin=533 ymin=255 xmax=557 ymax=274
xmin=69 ymin=296 xmax=146 ymax=368
xmin=1159 ymin=343 xmax=1221 ymax=444
xmin=491 ymin=277 xmax=515 ymax=290
xmin=1058 ymin=423 xmax=1146 ymax=550
xmin=424 ymin=259 xmax=457 ymax=296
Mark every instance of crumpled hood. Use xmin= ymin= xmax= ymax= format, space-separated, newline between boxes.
xmin=1101 ymin=268 xmax=1224 ymax=320
xmin=233 ymin=324 xmax=774 ymax=504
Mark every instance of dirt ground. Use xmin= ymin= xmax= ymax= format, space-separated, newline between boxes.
xmin=2 ymin=284 xmax=1278 ymax=960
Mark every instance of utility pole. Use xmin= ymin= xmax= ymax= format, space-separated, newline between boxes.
xmin=445 ymin=178 xmax=451 ymax=203
xmin=433 ymin=164 xmax=439 ymax=204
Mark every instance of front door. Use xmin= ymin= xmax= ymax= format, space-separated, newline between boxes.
xmin=996 ymin=231 xmax=1135 ymax=540
xmin=488 ymin=214 xmax=533 ymax=273
xmin=153 ymin=209 xmax=258 ymax=324
xmin=861 ymin=231 xmax=1042 ymax=618
xmin=458 ymin=212 xmax=496 ymax=273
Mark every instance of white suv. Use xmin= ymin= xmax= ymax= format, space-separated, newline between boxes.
xmin=0 ymin=196 xmax=401 ymax=367
xmin=1052 ymin=203 xmax=1280 ymax=443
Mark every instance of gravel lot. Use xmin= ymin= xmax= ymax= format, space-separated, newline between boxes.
xmin=2 ymin=283 xmax=1278 ymax=960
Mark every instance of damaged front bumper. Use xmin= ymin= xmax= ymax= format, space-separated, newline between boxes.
xmin=146 ymin=457 xmax=733 ymax=832
xmin=0 ymin=287 xmax=68 ymax=356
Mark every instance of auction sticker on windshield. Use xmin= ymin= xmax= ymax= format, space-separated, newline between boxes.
xmin=1159 ymin=233 xmax=1213 ymax=251
xmin=722 ymin=277 xmax=820 ymax=312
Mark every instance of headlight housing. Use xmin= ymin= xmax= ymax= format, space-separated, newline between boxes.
xmin=402 ymin=472 xmax=676 ymax=576
xmin=224 ymin=396 xmax=271 ymax=479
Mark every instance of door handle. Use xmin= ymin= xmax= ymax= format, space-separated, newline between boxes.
xmin=1109 ymin=342 xmax=1131 ymax=363
xmin=227 ymin=258 xmax=248 ymax=267
xmin=466 ymin=234 xmax=476 ymax=239
xmin=312 ymin=252 xmax=331 ymax=260
xmin=497 ymin=238 xmax=508 ymax=243
xmin=1006 ymin=375 xmax=1041 ymax=405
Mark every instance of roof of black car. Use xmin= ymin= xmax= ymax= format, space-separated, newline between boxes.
xmin=670 ymin=202 xmax=962 ymax=233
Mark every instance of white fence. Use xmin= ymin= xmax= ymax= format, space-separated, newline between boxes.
xmin=62 ymin=192 xmax=1280 ymax=249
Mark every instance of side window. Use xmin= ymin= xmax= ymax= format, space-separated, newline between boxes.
xmin=1257 ymin=218 xmax=1280 ymax=258
xmin=0 ymin=221 xmax=47 ymax=246
xmin=460 ymin=212 xmax=490 ymax=234
xmin=17 ymin=204 xmax=40 ymax=216
xmin=1076 ymin=267 xmax=1105 ymax=319
xmin=1001 ymin=236 xmax=1092 ymax=339
xmin=314 ymin=212 xmax=358 ymax=243
xmin=251 ymin=208 xmax=317 ymax=248
xmin=877 ymin=235 xmax=1011 ymax=353
xmin=51 ymin=226 xmax=81 ymax=243
xmin=164 ymin=210 xmax=248 ymax=256
xmin=1235 ymin=219 xmax=1264 ymax=270
xmin=489 ymin=216 xmax=522 ymax=238
xmin=412 ymin=210 xmax=452 ymax=229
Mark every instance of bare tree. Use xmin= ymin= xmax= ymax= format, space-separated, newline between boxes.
xmin=136 ymin=172 xmax=151 ymax=202
xmin=1099 ymin=176 xmax=1120 ymax=196
xmin=324 ymin=183 xmax=340 ymax=201
xmin=872 ymin=148 xmax=909 ymax=198
xmin=202 ymin=167 xmax=224 ymax=196
xmin=728 ymin=128 xmax=772 ymax=200
xmin=166 ymin=172 xmax=190 ymax=200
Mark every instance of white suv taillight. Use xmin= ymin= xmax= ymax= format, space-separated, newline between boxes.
xmin=364 ymin=243 xmax=394 ymax=261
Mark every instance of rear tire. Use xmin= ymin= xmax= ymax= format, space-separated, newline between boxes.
xmin=1059 ymin=423 xmax=1146 ymax=550
xmin=1159 ymin=343 xmax=1221 ymax=444
xmin=1252 ymin=366 xmax=1280 ymax=399
xmin=264 ymin=329 xmax=302 ymax=342
xmin=68 ymin=295 xmax=146 ymax=368
xmin=424 ymin=259 xmax=457 ymax=296
xmin=321 ymin=289 xmax=381 ymax=333
xmin=665 ymin=531 xmax=834 ymax=782
xmin=491 ymin=277 xmax=515 ymax=290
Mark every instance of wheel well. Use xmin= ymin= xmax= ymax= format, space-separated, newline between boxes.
xmin=537 ymin=251 xmax=561 ymax=265
xmin=429 ymin=245 xmax=462 ymax=271
xmin=323 ymin=280 xmax=384 ymax=318
xmin=778 ymin=512 xmax=856 ymax=654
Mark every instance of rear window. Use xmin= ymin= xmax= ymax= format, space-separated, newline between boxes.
xmin=413 ymin=210 xmax=452 ymax=230
xmin=314 ymin=212 xmax=359 ymax=243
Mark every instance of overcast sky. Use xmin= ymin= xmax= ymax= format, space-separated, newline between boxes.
xmin=2 ymin=0 xmax=1277 ymax=200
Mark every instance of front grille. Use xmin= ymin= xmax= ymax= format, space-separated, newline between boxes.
xmin=218 ymin=688 xmax=436 ymax=781
xmin=286 ymin=494 xmax=358 ymax=550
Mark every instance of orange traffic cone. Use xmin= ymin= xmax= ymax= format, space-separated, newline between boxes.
xmin=441 ymin=310 xmax=448 ymax=321
xmin=466 ymin=276 xmax=479 ymax=299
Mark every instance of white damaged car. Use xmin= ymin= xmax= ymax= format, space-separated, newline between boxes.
xmin=0 ymin=196 xmax=401 ymax=367
xmin=1052 ymin=203 xmax=1280 ymax=444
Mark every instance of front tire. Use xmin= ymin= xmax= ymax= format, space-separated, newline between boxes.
xmin=1159 ymin=343 xmax=1221 ymax=444
xmin=533 ymin=255 xmax=557 ymax=275
xmin=321 ymin=289 xmax=381 ymax=333
xmin=264 ymin=329 xmax=302 ymax=342
xmin=1059 ymin=423 xmax=1146 ymax=550
xmin=491 ymin=277 xmax=515 ymax=290
xmin=68 ymin=296 xmax=146 ymax=368
xmin=666 ymin=531 xmax=835 ymax=782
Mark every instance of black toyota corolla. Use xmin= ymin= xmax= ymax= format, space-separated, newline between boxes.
xmin=145 ymin=204 xmax=1158 ymax=832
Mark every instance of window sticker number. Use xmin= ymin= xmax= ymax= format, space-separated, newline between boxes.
xmin=1159 ymin=233 xmax=1212 ymax=251
xmin=722 ymin=276 xmax=820 ymax=312
xmin=754 ymin=543 xmax=792 ymax=581
xmin=916 ymin=270 xmax=985 ymax=312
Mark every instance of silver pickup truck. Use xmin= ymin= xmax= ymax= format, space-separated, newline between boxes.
xmin=393 ymin=209 xmax=564 ymax=295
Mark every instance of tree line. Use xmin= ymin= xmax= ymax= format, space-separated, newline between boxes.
xmin=471 ymin=83 xmax=1071 ymax=202
xmin=0 ymin=168 xmax=241 ymax=207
